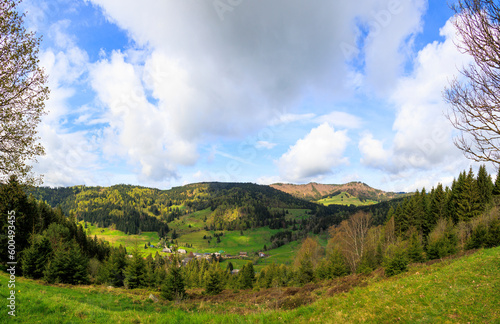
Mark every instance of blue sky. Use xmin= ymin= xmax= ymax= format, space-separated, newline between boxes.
xmin=20 ymin=0 xmax=489 ymax=191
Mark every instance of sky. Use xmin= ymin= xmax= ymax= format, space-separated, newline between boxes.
xmin=17 ymin=0 xmax=492 ymax=192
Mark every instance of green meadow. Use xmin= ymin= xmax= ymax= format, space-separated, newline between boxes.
xmin=315 ymin=192 xmax=378 ymax=206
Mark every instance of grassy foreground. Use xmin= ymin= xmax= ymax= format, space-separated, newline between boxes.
xmin=0 ymin=247 xmax=499 ymax=323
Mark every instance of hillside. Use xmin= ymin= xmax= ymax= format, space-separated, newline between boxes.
xmin=2 ymin=247 xmax=498 ymax=323
xmin=270 ymin=181 xmax=407 ymax=204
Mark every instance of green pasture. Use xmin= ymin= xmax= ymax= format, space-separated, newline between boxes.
xmin=315 ymin=192 xmax=378 ymax=206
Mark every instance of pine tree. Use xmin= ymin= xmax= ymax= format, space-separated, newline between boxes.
xmin=493 ymin=168 xmax=500 ymax=195
xmin=124 ymin=244 xmax=146 ymax=289
xmin=161 ymin=256 xmax=185 ymax=301
xmin=426 ymin=184 xmax=446 ymax=236
xmin=456 ymin=167 xmax=481 ymax=222
xmin=205 ymin=262 xmax=225 ymax=295
xmin=238 ymin=262 xmax=255 ymax=289
xmin=476 ymin=164 xmax=493 ymax=210
xmin=21 ymin=235 xmax=52 ymax=279
xmin=407 ymin=231 xmax=425 ymax=263
xmin=106 ymin=245 xmax=127 ymax=287
xmin=44 ymin=240 xmax=89 ymax=284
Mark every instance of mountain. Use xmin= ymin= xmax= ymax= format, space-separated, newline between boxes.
xmin=270 ymin=181 xmax=407 ymax=203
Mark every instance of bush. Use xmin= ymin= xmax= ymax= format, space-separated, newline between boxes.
xmin=384 ymin=250 xmax=408 ymax=277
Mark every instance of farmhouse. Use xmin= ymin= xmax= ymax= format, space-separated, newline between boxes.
xmin=258 ymin=252 xmax=269 ymax=258
xmin=162 ymin=248 xmax=172 ymax=253
xmin=178 ymin=249 xmax=187 ymax=254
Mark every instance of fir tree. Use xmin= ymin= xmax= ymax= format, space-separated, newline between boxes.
xmin=161 ymin=256 xmax=185 ymax=301
xmin=205 ymin=263 xmax=225 ymax=295
xmin=21 ymin=235 xmax=52 ymax=279
xmin=456 ymin=167 xmax=481 ymax=222
xmin=238 ymin=262 xmax=255 ymax=289
xmin=493 ymin=168 xmax=500 ymax=195
xmin=476 ymin=164 xmax=493 ymax=210
xmin=124 ymin=244 xmax=146 ymax=289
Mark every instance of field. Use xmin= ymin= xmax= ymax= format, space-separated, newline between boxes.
xmin=80 ymin=208 xmax=314 ymax=269
xmin=83 ymin=222 xmax=162 ymax=257
xmin=315 ymin=192 xmax=378 ymax=206
xmin=1 ymin=247 xmax=498 ymax=323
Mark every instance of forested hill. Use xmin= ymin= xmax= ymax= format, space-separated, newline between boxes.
xmin=28 ymin=182 xmax=335 ymax=236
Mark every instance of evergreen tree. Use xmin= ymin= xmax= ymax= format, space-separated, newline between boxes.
xmin=476 ymin=164 xmax=493 ymax=210
xmin=21 ymin=235 xmax=52 ymax=279
xmin=426 ymin=184 xmax=446 ymax=236
xmin=44 ymin=240 xmax=89 ymax=284
xmin=124 ymin=244 xmax=146 ymax=289
xmin=407 ymin=231 xmax=425 ymax=263
xmin=0 ymin=176 xmax=38 ymax=266
xmin=238 ymin=262 xmax=255 ymax=289
xmin=456 ymin=167 xmax=481 ymax=222
xmin=385 ymin=249 xmax=408 ymax=277
xmin=204 ymin=262 xmax=225 ymax=295
xmin=161 ymin=256 xmax=185 ymax=301
xmin=493 ymin=168 xmax=500 ymax=195
xmin=106 ymin=245 xmax=127 ymax=287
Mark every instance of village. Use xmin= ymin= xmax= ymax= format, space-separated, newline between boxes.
xmin=139 ymin=244 xmax=270 ymax=275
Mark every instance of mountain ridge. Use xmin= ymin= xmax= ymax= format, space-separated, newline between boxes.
xmin=269 ymin=181 xmax=407 ymax=202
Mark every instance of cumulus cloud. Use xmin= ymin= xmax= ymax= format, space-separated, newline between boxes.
xmin=361 ymin=0 xmax=427 ymax=95
xmin=90 ymin=51 xmax=199 ymax=181
xmin=277 ymin=123 xmax=349 ymax=182
xmin=358 ymin=18 xmax=476 ymax=190
xmin=85 ymin=0 xmax=427 ymax=179
xmin=30 ymin=15 xmax=104 ymax=187
xmin=359 ymin=132 xmax=391 ymax=168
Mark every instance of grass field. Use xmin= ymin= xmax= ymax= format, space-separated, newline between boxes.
xmin=83 ymin=222 xmax=162 ymax=257
xmin=315 ymin=192 xmax=378 ymax=206
xmin=1 ymin=247 xmax=498 ymax=323
xmin=81 ymin=218 xmax=302 ymax=267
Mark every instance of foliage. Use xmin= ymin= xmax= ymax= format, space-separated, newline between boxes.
xmin=384 ymin=249 xmax=408 ymax=277
xmin=0 ymin=0 xmax=49 ymax=185
xmin=124 ymin=244 xmax=146 ymax=289
xmin=204 ymin=262 xmax=226 ymax=295
xmin=161 ymin=256 xmax=186 ymax=301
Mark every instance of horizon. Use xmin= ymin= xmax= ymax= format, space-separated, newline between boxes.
xmin=18 ymin=0 xmax=494 ymax=193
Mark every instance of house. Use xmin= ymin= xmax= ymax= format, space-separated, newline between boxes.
xmin=178 ymin=249 xmax=187 ymax=254
xmin=181 ymin=257 xmax=193 ymax=266
xmin=162 ymin=248 xmax=172 ymax=253
xmin=239 ymin=252 xmax=248 ymax=257
xmin=259 ymin=252 xmax=269 ymax=258
xmin=231 ymin=269 xmax=240 ymax=275
xmin=193 ymin=253 xmax=203 ymax=258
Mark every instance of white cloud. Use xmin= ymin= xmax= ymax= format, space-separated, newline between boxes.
xmin=256 ymin=141 xmax=277 ymax=150
xmin=359 ymin=132 xmax=391 ymax=168
xmin=315 ymin=111 xmax=362 ymax=129
xmin=277 ymin=123 xmax=349 ymax=182
xmin=359 ymin=18 xmax=473 ymax=176
xmin=361 ymin=0 xmax=427 ymax=95
xmin=90 ymin=51 xmax=200 ymax=181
